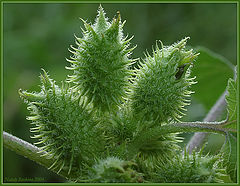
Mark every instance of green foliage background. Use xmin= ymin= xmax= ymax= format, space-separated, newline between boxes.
xmin=3 ymin=3 xmax=236 ymax=182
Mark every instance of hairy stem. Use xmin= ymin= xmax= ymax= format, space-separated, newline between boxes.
xmin=186 ymin=90 xmax=227 ymax=154
xmin=127 ymin=119 xmax=234 ymax=157
xmin=3 ymin=131 xmax=70 ymax=180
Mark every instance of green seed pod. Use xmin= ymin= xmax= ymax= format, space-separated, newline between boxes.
xmin=66 ymin=5 xmax=136 ymax=113
xmin=152 ymin=150 xmax=227 ymax=183
xmin=19 ymin=69 xmax=103 ymax=177
xmin=136 ymin=133 xmax=182 ymax=170
xmin=131 ymin=37 xmax=198 ymax=124
xmin=104 ymin=107 xmax=182 ymax=162
xmin=88 ymin=157 xmax=143 ymax=183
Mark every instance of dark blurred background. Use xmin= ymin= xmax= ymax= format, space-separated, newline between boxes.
xmin=3 ymin=3 xmax=237 ymax=182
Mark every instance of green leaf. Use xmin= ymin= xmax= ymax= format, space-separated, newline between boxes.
xmin=221 ymin=132 xmax=237 ymax=182
xmin=224 ymin=78 xmax=237 ymax=129
xmin=221 ymin=78 xmax=237 ymax=182
xmin=192 ymin=47 xmax=234 ymax=110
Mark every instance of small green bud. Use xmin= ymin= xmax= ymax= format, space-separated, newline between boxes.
xmin=88 ymin=157 xmax=143 ymax=183
xmin=137 ymin=133 xmax=182 ymax=166
xmin=152 ymin=150 xmax=226 ymax=183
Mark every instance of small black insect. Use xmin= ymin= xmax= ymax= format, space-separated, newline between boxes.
xmin=175 ymin=64 xmax=186 ymax=80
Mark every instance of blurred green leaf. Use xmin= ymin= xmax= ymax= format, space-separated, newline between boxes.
xmin=221 ymin=132 xmax=237 ymax=182
xmin=220 ymin=78 xmax=237 ymax=182
xmin=192 ymin=47 xmax=234 ymax=110
xmin=224 ymin=78 xmax=237 ymax=129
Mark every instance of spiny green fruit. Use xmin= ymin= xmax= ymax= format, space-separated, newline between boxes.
xmin=152 ymin=150 xmax=226 ymax=183
xmin=19 ymin=69 xmax=104 ymax=177
xmin=131 ymin=37 xmax=198 ymax=124
xmin=135 ymin=133 xmax=182 ymax=169
xmin=88 ymin=157 xmax=143 ymax=183
xmin=103 ymin=107 xmax=182 ymax=162
xmin=66 ymin=5 xmax=136 ymax=113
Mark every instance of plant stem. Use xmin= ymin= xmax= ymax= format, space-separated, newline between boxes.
xmin=186 ymin=90 xmax=227 ymax=154
xmin=127 ymin=119 xmax=234 ymax=157
xmin=3 ymin=131 xmax=71 ymax=180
